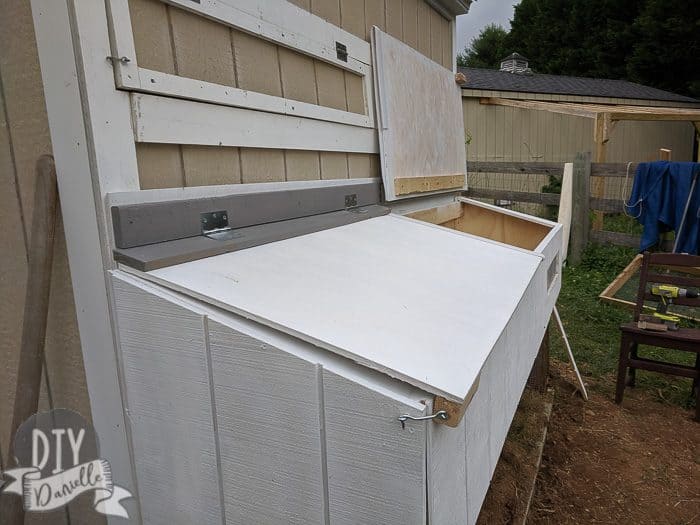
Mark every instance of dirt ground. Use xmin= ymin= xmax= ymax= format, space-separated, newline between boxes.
xmin=479 ymin=360 xmax=700 ymax=525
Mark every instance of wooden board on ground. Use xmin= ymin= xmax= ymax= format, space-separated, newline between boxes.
xmin=599 ymin=254 xmax=700 ymax=323
xmin=371 ymin=27 xmax=466 ymax=201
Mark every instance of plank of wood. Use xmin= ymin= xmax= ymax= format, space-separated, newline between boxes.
xmin=590 ymin=162 xmax=640 ymax=177
xmin=394 ymin=174 xmax=465 ymax=196
xmin=373 ymin=28 xmax=466 ymax=200
xmin=589 ymin=197 xmax=625 ymax=213
xmin=132 ymin=94 xmax=379 ymax=153
xmin=2 ymin=156 xmax=57 ymax=525
xmin=591 ymin=114 xmax=612 ymax=230
xmin=558 ymin=162 xmax=573 ymax=261
xmin=465 ymin=188 xmax=560 ymax=206
xmin=569 ymin=152 xmax=591 ymax=265
xmin=468 ymin=161 xmax=564 ymax=176
xmin=590 ymin=230 xmax=640 ymax=248
xmin=145 ymin=214 xmax=542 ymax=403
xmin=452 ymin=201 xmax=552 ymax=251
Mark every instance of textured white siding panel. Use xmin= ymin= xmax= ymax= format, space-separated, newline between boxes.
xmin=111 ymin=275 xmax=223 ymax=525
xmin=207 ymin=319 xmax=327 ymax=524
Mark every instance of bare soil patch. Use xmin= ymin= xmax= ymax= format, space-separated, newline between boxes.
xmin=478 ymin=360 xmax=699 ymax=524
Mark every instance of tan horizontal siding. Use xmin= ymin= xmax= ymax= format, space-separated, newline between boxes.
xmin=128 ymin=0 xmax=454 ymax=188
xmin=136 ymin=144 xmax=380 ymax=187
xmin=463 ymin=97 xmax=697 ymax=207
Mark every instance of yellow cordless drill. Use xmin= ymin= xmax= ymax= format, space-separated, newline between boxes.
xmin=650 ymin=284 xmax=699 ymax=330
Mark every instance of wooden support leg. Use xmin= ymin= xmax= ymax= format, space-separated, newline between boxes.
xmin=626 ymin=343 xmax=638 ymax=387
xmin=693 ymin=353 xmax=699 ymax=396
xmin=695 ymin=356 xmax=700 ymax=422
xmin=615 ymin=334 xmax=630 ymax=404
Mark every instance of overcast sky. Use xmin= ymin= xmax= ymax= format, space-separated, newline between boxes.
xmin=455 ymin=1 xmax=516 ymax=55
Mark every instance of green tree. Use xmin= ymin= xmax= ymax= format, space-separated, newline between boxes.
xmin=627 ymin=0 xmax=700 ymax=98
xmin=457 ymin=24 xmax=509 ymax=69
xmin=503 ymin=0 xmax=699 ymax=98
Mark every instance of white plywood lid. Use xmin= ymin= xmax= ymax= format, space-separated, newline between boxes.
xmin=140 ymin=215 xmax=541 ymax=403
xmin=372 ymin=27 xmax=467 ymax=201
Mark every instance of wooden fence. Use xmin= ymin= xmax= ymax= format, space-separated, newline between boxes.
xmin=465 ymin=153 xmax=640 ymax=264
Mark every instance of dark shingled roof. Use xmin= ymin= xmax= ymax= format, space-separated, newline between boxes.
xmin=458 ymin=67 xmax=698 ymax=103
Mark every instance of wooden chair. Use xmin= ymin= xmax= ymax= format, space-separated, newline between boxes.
xmin=615 ymin=252 xmax=700 ymax=421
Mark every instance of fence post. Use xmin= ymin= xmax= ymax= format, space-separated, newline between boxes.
xmin=569 ymin=151 xmax=591 ymax=265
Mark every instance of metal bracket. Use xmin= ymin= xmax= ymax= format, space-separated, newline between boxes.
xmin=398 ymin=410 xmax=449 ymax=429
xmin=106 ymin=55 xmax=131 ymax=64
xmin=201 ymin=210 xmax=229 ymax=234
xmin=335 ymin=42 xmax=348 ymax=62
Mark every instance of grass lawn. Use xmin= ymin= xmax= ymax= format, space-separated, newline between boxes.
xmin=551 ymin=243 xmax=698 ymax=409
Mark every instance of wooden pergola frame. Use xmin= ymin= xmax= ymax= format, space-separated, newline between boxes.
xmin=480 ymin=97 xmax=700 ymax=228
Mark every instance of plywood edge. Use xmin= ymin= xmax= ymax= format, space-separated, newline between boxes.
xmin=433 ymin=374 xmax=480 ymax=428
xmin=394 ymin=174 xmax=466 ymax=196
xmin=404 ymin=201 xmax=463 ymax=224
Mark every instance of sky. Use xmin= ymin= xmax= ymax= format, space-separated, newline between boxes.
xmin=455 ymin=1 xmax=516 ymax=55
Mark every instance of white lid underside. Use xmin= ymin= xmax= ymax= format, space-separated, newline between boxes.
xmin=144 ymin=215 xmax=541 ymax=403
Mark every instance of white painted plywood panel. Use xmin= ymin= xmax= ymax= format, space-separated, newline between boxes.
xmin=372 ymin=27 xmax=466 ymax=200
xmin=207 ymin=319 xmax=326 ymax=524
xmin=323 ymin=368 xmax=427 ymax=525
xmin=111 ymin=275 xmax=223 ymax=525
xmin=427 ymin=406 xmax=468 ymax=525
xmin=145 ymin=214 xmax=541 ymax=403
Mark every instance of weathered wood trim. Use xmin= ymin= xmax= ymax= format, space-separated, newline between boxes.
xmin=590 ymin=230 xmax=640 ymax=248
xmin=569 ymin=152 xmax=591 ymax=265
xmin=394 ymin=174 xmax=466 ymax=196
xmin=464 ymin=188 xmax=560 ymax=206
xmin=590 ymin=162 xmax=639 ymax=177
xmin=599 ymin=253 xmax=700 ymax=322
xmin=468 ymin=161 xmax=564 ymax=176
xmin=480 ymin=97 xmax=599 ymax=119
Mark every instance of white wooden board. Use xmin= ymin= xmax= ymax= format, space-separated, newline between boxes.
xmin=372 ymin=27 xmax=466 ymax=201
xmin=141 ymin=214 xmax=542 ymax=403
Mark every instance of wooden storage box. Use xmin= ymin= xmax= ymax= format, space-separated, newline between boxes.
xmin=109 ymin=192 xmax=561 ymax=525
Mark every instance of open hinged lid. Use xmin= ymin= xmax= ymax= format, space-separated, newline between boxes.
xmin=131 ymin=214 xmax=542 ymax=405
xmin=372 ymin=27 xmax=467 ymax=201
